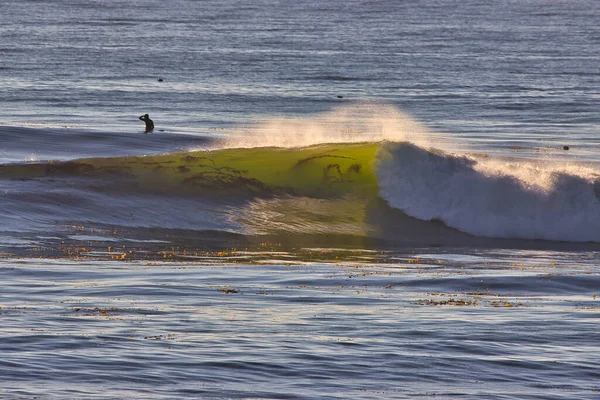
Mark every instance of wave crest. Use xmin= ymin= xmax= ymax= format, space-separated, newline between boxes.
xmin=375 ymin=142 xmax=600 ymax=242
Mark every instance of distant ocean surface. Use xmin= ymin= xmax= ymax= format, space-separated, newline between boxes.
xmin=1 ymin=0 xmax=599 ymax=399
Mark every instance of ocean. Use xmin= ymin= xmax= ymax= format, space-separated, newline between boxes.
xmin=1 ymin=0 xmax=599 ymax=398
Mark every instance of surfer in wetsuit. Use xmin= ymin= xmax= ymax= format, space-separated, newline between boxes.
xmin=139 ymin=114 xmax=154 ymax=133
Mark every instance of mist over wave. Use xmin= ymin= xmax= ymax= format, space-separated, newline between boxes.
xmin=221 ymin=103 xmax=433 ymax=149
xmin=376 ymin=142 xmax=600 ymax=242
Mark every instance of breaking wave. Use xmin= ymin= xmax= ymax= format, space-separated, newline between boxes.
xmin=376 ymin=142 xmax=600 ymax=242
xmin=1 ymin=105 xmax=599 ymax=245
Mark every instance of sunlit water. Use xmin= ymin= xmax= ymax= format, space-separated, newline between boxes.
xmin=1 ymin=249 xmax=599 ymax=399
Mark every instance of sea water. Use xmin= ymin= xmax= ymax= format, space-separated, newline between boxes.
xmin=1 ymin=0 xmax=599 ymax=398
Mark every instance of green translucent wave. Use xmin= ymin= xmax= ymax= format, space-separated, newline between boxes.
xmin=1 ymin=143 xmax=382 ymax=199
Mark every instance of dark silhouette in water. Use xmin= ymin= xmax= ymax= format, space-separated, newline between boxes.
xmin=139 ymin=114 xmax=154 ymax=133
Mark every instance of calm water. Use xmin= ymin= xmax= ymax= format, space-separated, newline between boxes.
xmin=1 ymin=0 xmax=600 ymax=398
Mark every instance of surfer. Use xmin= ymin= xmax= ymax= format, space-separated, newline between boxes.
xmin=139 ymin=114 xmax=154 ymax=133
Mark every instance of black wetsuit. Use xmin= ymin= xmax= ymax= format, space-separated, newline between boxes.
xmin=139 ymin=114 xmax=154 ymax=132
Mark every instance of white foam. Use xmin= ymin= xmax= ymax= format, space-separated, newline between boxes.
xmin=375 ymin=142 xmax=600 ymax=242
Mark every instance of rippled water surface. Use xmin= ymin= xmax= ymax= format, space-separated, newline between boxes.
xmin=2 ymin=0 xmax=600 ymax=398
xmin=2 ymin=0 xmax=599 ymax=152
xmin=1 ymin=249 xmax=599 ymax=399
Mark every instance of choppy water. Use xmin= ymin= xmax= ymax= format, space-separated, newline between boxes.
xmin=1 ymin=250 xmax=599 ymax=399
xmin=1 ymin=0 xmax=600 ymax=398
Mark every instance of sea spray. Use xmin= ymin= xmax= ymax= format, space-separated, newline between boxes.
xmin=221 ymin=102 xmax=433 ymax=149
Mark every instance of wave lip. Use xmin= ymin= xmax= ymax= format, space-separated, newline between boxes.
xmin=375 ymin=142 xmax=600 ymax=243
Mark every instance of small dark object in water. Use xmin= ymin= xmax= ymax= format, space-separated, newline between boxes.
xmin=563 ymin=146 xmax=569 ymax=150
xmin=158 ymin=78 xmax=164 ymax=82
xmin=139 ymin=114 xmax=154 ymax=133
xmin=337 ymin=95 xmax=343 ymax=98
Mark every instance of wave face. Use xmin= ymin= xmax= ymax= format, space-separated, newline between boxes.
xmin=1 ymin=139 xmax=600 ymax=247
xmin=0 ymin=144 xmax=383 ymax=245
xmin=0 ymin=143 xmax=379 ymax=197
xmin=376 ymin=142 xmax=600 ymax=242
